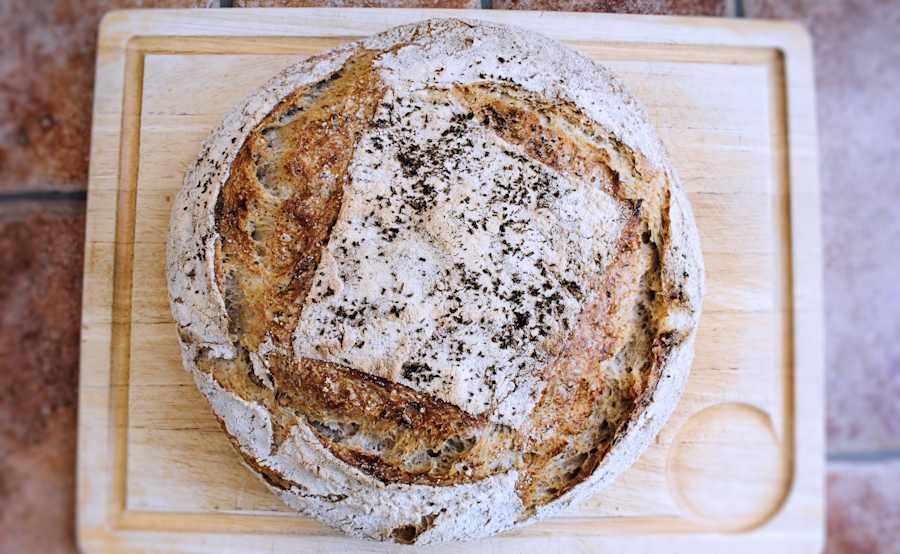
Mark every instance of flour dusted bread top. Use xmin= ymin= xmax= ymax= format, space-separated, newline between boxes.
xmin=167 ymin=18 xmax=703 ymax=544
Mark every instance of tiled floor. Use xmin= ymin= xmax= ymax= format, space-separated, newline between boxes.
xmin=0 ymin=1 xmax=897 ymax=552
xmin=234 ymin=0 xmax=482 ymax=7
xmin=492 ymin=0 xmax=726 ymax=14
xmin=0 ymin=204 xmax=84 ymax=554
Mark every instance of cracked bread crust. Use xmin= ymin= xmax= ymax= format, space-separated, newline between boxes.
xmin=167 ymin=18 xmax=704 ymax=544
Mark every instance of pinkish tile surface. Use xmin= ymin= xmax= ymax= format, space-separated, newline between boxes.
xmin=0 ymin=0 xmax=216 ymax=193
xmin=827 ymin=461 xmax=900 ymax=554
xmin=492 ymin=0 xmax=726 ymax=14
xmin=0 ymin=408 xmax=77 ymax=554
xmin=236 ymin=0 xmax=481 ymax=7
xmin=746 ymin=0 xmax=900 ymax=454
xmin=0 ymin=203 xmax=85 ymax=554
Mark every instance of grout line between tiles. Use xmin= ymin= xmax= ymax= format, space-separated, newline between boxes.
xmin=0 ymin=190 xmax=87 ymax=203
xmin=828 ymin=449 xmax=900 ymax=463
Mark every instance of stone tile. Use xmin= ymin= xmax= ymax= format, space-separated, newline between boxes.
xmin=827 ymin=461 xmax=900 ymax=554
xmin=492 ymin=0 xmax=726 ymax=15
xmin=0 ymin=409 xmax=77 ymax=554
xmin=0 ymin=203 xmax=85 ymax=554
xmin=0 ymin=0 xmax=216 ymax=194
xmin=746 ymin=0 xmax=900 ymax=453
xmin=235 ymin=0 xmax=481 ymax=7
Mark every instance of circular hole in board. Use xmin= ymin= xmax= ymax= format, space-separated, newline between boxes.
xmin=666 ymin=402 xmax=789 ymax=530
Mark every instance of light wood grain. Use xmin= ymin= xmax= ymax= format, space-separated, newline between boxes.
xmin=78 ymin=8 xmax=824 ymax=553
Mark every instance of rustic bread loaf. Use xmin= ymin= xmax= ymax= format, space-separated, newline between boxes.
xmin=167 ymin=18 xmax=703 ymax=544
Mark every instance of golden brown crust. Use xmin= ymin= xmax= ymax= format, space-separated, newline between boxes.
xmin=453 ymin=81 xmax=671 ymax=511
xmin=212 ymin=50 xmax=525 ymax=489
xmin=517 ymin=216 xmax=655 ymax=510
xmin=212 ymin=53 xmax=675 ymax=511
xmin=216 ymin=51 xmax=386 ymax=351
xmin=271 ymin=357 xmax=523 ymax=485
xmin=169 ymin=19 xmax=703 ymax=543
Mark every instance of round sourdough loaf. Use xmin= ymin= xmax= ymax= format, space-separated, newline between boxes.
xmin=167 ymin=18 xmax=703 ymax=544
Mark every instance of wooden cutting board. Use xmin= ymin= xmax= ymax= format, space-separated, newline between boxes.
xmin=78 ymin=8 xmax=824 ymax=553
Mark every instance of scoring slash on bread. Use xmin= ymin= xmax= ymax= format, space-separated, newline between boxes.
xmin=166 ymin=18 xmax=704 ymax=544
